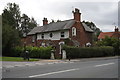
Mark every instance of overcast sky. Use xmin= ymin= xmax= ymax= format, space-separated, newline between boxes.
xmin=0 ymin=0 xmax=119 ymax=32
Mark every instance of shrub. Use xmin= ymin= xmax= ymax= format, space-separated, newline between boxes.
xmin=11 ymin=46 xmax=24 ymax=57
xmin=11 ymin=46 xmax=52 ymax=59
xmin=63 ymin=45 xmax=114 ymax=59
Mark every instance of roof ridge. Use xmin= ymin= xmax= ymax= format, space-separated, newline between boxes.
xmin=49 ymin=19 xmax=74 ymax=24
xmin=101 ymin=32 xmax=114 ymax=33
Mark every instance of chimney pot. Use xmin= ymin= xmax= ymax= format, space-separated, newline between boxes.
xmin=114 ymin=26 xmax=119 ymax=32
xmin=115 ymin=28 xmax=119 ymax=32
xmin=72 ymin=8 xmax=81 ymax=21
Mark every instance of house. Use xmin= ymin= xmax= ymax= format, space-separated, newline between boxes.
xmin=98 ymin=27 xmax=120 ymax=40
xmin=23 ymin=8 xmax=94 ymax=58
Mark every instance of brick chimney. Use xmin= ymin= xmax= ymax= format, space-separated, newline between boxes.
xmin=72 ymin=8 xmax=81 ymax=21
xmin=43 ymin=18 xmax=48 ymax=25
xmin=114 ymin=26 xmax=119 ymax=32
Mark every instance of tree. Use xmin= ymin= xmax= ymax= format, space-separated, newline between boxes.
xmin=96 ymin=36 xmax=120 ymax=55
xmin=28 ymin=17 xmax=37 ymax=30
xmin=20 ymin=14 xmax=37 ymax=37
xmin=2 ymin=24 xmax=20 ymax=56
xmin=96 ymin=36 xmax=118 ymax=46
xmin=20 ymin=14 xmax=30 ymax=37
xmin=2 ymin=3 xmax=21 ymax=56
xmin=2 ymin=2 xmax=37 ymax=56
xmin=49 ymin=19 xmax=61 ymax=24
xmin=5 ymin=3 xmax=21 ymax=29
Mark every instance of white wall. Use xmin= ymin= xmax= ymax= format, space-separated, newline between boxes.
xmin=37 ymin=30 xmax=69 ymax=40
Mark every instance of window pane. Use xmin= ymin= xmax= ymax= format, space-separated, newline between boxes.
xmin=72 ymin=27 xmax=76 ymax=36
xmin=61 ymin=32 xmax=64 ymax=37
xmin=41 ymin=34 xmax=44 ymax=39
xmin=32 ymin=36 xmax=35 ymax=42
xmin=50 ymin=33 xmax=53 ymax=38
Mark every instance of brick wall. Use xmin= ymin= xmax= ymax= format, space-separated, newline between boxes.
xmin=69 ymin=21 xmax=93 ymax=47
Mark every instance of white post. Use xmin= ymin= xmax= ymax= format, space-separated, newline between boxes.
xmin=59 ymin=45 xmax=61 ymax=54
xmin=62 ymin=50 xmax=66 ymax=59
xmin=51 ymin=50 xmax=55 ymax=59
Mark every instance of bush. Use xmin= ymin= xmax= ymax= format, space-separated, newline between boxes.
xmin=11 ymin=46 xmax=24 ymax=57
xmin=63 ymin=45 xmax=114 ymax=59
xmin=11 ymin=46 xmax=52 ymax=59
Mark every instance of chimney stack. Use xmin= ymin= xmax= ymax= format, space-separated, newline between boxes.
xmin=43 ymin=18 xmax=48 ymax=25
xmin=72 ymin=8 xmax=81 ymax=21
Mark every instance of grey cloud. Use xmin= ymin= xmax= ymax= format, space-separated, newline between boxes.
xmin=0 ymin=1 xmax=118 ymax=32
xmin=34 ymin=2 xmax=118 ymax=31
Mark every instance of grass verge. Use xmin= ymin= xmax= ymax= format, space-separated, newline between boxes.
xmin=0 ymin=57 xmax=39 ymax=61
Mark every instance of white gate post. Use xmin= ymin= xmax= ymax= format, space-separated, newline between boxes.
xmin=51 ymin=50 xmax=55 ymax=59
xmin=62 ymin=50 xmax=66 ymax=59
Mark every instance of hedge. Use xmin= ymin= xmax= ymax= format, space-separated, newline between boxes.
xmin=11 ymin=46 xmax=52 ymax=59
xmin=62 ymin=45 xmax=114 ymax=59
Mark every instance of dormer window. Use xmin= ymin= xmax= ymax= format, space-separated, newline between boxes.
xmin=72 ymin=27 xmax=76 ymax=36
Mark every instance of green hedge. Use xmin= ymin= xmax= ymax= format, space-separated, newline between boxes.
xmin=11 ymin=46 xmax=52 ymax=59
xmin=11 ymin=46 xmax=24 ymax=57
xmin=62 ymin=45 xmax=114 ymax=59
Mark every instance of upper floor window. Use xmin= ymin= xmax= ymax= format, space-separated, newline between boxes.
xmin=41 ymin=33 xmax=44 ymax=39
xmin=61 ymin=32 xmax=64 ymax=38
xmin=72 ymin=27 xmax=76 ymax=36
xmin=50 ymin=33 xmax=53 ymax=38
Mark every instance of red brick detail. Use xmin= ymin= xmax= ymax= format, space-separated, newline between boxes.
xmin=72 ymin=8 xmax=81 ymax=21
xmin=69 ymin=21 xmax=93 ymax=47
xmin=21 ymin=35 xmax=36 ymax=47
xmin=98 ymin=32 xmax=120 ymax=40
xmin=43 ymin=18 xmax=48 ymax=25
xmin=36 ymin=39 xmax=66 ymax=58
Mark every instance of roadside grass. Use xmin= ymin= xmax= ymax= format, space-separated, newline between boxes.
xmin=0 ymin=57 xmax=39 ymax=61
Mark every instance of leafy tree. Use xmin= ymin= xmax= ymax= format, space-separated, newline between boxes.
xmin=2 ymin=2 xmax=37 ymax=56
xmin=2 ymin=3 xmax=21 ymax=56
xmin=20 ymin=14 xmax=30 ymax=37
xmin=20 ymin=14 xmax=37 ymax=37
xmin=2 ymin=24 xmax=20 ymax=56
xmin=5 ymin=3 xmax=21 ymax=29
xmin=96 ymin=36 xmax=118 ymax=46
xmin=96 ymin=36 xmax=120 ymax=55
xmin=49 ymin=19 xmax=61 ymax=24
xmin=28 ymin=17 xmax=37 ymax=30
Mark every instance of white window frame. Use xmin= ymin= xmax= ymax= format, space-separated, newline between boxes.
xmin=72 ymin=27 xmax=76 ymax=36
xmin=41 ymin=33 xmax=44 ymax=39
xmin=32 ymin=35 xmax=35 ymax=43
xmin=61 ymin=32 xmax=65 ymax=38
xmin=50 ymin=33 xmax=53 ymax=38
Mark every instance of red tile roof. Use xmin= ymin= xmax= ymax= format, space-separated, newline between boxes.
xmin=98 ymin=32 xmax=119 ymax=39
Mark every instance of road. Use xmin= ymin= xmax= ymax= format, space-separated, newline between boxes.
xmin=2 ymin=58 xmax=119 ymax=78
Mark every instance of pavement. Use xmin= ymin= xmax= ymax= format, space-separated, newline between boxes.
xmin=2 ymin=56 xmax=119 ymax=78
xmin=1 ymin=56 xmax=118 ymax=69
xmin=0 ymin=56 xmax=118 ymax=68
